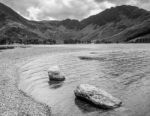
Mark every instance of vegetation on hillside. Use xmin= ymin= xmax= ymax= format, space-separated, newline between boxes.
xmin=0 ymin=2 xmax=150 ymax=44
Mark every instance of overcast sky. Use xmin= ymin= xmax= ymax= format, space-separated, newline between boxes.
xmin=0 ymin=0 xmax=150 ymax=21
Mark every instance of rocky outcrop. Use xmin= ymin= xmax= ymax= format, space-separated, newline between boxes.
xmin=74 ymin=84 xmax=122 ymax=109
xmin=48 ymin=66 xmax=65 ymax=81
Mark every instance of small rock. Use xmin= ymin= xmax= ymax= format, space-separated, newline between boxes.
xmin=48 ymin=66 xmax=65 ymax=81
xmin=74 ymin=84 xmax=122 ymax=109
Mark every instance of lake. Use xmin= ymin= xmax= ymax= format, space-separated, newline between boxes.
xmin=18 ymin=44 xmax=150 ymax=116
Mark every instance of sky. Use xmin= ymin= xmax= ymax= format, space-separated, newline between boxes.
xmin=0 ymin=0 xmax=150 ymax=21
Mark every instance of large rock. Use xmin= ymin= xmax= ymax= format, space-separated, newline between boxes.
xmin=48 ymin=66 xmax=65 ymax=81
xmin=74 ymin=84 xmax=122 ymax=109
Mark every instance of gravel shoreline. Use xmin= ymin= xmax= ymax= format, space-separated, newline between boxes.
xmin=0 ymin=46 xmax=89 ymax=116
xmin=0 ymin=48 xmax=51 ymax=116
xmin=1 ymin=45 xmax=150 ymax=116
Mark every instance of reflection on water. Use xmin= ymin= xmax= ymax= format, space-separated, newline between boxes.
xmin=49 ymin=81 xmax=64 ymax=89
xmin=74 ymin=97 xmax=105 ymax=113
xmin=18 ymin=44 xmax=150 ymax=116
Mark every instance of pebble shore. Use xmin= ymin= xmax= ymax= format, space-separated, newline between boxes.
xmin=0 ymin=45 xmax=87 ymax=116
xmin=0 ymin=47 xmax=52 ymax=116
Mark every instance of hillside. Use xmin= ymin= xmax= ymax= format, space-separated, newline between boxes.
xmin=0 ymin=2 xmax=78 ymax=44
xmin=77 ymin=5 xmax=150 ymax=43
xmin=0 ymin=3 xmax=150 ymax=44
xmin=81 ymin=5 xmax=150 ymax=27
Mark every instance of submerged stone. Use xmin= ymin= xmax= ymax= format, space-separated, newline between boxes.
xmin=48 ymin=66 xmax=65 ymax=81
xmin=74 ymin=84 xmax=122 ymax=109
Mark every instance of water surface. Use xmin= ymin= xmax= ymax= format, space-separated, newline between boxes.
xmin=18 ymin=44 xmax=150 ymax=116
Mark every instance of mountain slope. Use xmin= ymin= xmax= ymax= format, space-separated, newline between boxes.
xmin=108 ymin=19 xmax=150 ymax=43
xmin=81 ymin=5 xmax=150 ymax=27
xmin=0 ymin=2 xmax=79 ymax=44
xmin=0 ymin=3 xmax=37 ymax=28
xmin=0 ymin=3 xmax=150 ymax=44
xmin=77 ymin=5 xmax=150 ymax=43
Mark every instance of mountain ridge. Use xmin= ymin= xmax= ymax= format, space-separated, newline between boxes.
xmin=0 ymin=2 xmax=150 ymax=44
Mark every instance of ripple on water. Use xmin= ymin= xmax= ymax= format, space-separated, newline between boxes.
xmin=18 ymin=49 xmax=150 ymax=116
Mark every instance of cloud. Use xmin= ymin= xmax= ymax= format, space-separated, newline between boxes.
xmin=88 ymin=1 xmax=115 ymax=16
xmin=0 ymin=0 xmax=150 ymax=21
xmin=95 ymin=0 xmax=150 ymax=9
xmin=27 ymin=7 xmax=41 ymax=20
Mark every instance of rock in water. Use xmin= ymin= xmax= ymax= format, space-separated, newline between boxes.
xmin=48 ymin=66 xmax=65 ymax=81
xmin=74 ymin=84 xmax=122 ymax=109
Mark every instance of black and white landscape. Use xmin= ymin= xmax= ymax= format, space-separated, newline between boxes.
xmin=0 ymin=1 xmax=150 ymax=116
xmin=0 ymin=2 xmax=150 ymax=44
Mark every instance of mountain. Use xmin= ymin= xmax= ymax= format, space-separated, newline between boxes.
xmin=81 ymin=5 xmax=150 ymax=27
xmin=0 ymin=2 xmax=150 ymax=44
xmin=0 ymin=2 xmax=79 ymax=44
xmin=78 ymin=5 xmax=150 ymax=43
